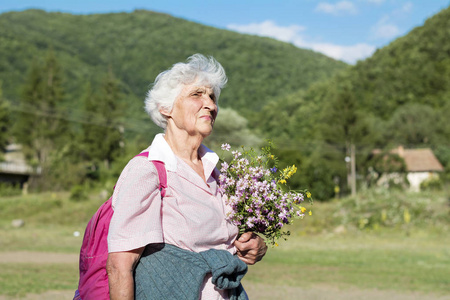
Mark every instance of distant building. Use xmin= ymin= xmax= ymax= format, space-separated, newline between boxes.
xmin=0 ymin=144 xmax=40 ymax=191
xmin=373 ymin=146 xmax=444 ymax=192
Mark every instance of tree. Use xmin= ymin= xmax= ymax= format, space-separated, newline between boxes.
xmin=253 ymin=93 xmax=305 ymax=144
xmin=14 ymin=50 xmax=70 ymax=188
xmin=385 ymin=103 xmax=440 ymax=147
xmin=0 ymin=81 xmax=10 ymax=158
xmin=317 ymin=77 xmax=374 ymax=196
xmin=206 ymin=107 xmax=261 ymax=150
xmin=81 ymin=70 xmax=124 ymax=170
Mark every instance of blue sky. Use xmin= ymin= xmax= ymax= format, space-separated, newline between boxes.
xmin=1 ymin=0 xmax=449 ymax=64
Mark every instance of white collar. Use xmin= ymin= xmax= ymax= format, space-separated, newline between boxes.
xmin=147 ymin=133 xmax=219 ymax=173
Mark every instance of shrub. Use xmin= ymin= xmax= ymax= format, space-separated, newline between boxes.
xmin=420 ymin=176 xmax=442 ymax=191
xmin=0 ymin=182 xmax=22 ymax=197
xmin=333 ymin=189 xmax=449 ymax=231
xmin=70 ymin=185 xmax=88 ymax=202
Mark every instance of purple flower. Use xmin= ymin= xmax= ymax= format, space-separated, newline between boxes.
xmin=296 ymin=211 xmax=305 ymax=217
xmin=270 ymin=167 xmax=277 ymax=173
xmin=221 ymin=143 xmax=231 ymax=151
xmin=232 ymin=150 xmax=242 ymax=159
xmin=226 ymin=177 xmax=235 ymax=186
xmin=246 ymin=217 xmax=256 ymax=229
xmin=220 ymin=162 xmax=229 ymax=172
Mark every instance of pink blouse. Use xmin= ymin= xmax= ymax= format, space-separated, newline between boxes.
xmin=108 ymin=134 xmax=239 ymax=299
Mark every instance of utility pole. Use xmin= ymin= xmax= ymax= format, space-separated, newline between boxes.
xmin=350 ymin=143 xmax=356 ymax=196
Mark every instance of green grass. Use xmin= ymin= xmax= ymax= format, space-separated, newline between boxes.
xmin=0 ymin=263 xmax=78 ymax=297
xmin=0 ymin=191 xmax=106 ymax=253
xmin=0 ymin=189 xmax=449 ymax=297
xmin=0 ymin=226 xmax=83 ymax=253
xmin=244 ymin=232 xmax=450 ymax=295
xmin=0 ymin=191 xmax=109 ymax=228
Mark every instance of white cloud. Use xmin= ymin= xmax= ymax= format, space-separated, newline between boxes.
xmin=310 ymin=42 xmax=376 ymax=64
xmin=401 ymin=2 xmax=413 ymax=13
xmin=226 ymin=20 xmax=376 ymax=64
xmin=368 ymin=2 xmax=411 ymax=41
xmin=366 ymin=0 xmax=385 ymax=4
xmin=372 ymin=23 xmax=400 ymax=39
xmin=315 ymin=1 xmax=358 ymax=15
xmin=227 ymin=21 xmax=305 ymax=43
xmin=371 ymin=17 xmax=401 ymax=40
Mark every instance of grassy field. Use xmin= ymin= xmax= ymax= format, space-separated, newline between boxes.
xmin=245 ymin=231 xmax=450 ymax=294
xmin=0 ymin=189 xmax=449 ymax=298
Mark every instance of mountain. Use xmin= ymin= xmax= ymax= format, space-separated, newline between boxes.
xmin=265 ymin=4 xmax=450 ymax=144
xmin=0 ymin=9 xmax=347 ymax=115
xmin=348 ymin=5 xmax=450 ymax=120
xmin=255 ymin=5 xmax=450 ymax=199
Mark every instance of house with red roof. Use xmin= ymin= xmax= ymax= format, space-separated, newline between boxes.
xmin=374 ymin=146 xmax=444 ymax=191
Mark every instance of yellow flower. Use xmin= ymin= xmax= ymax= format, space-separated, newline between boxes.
xmin=381 ymin=209 xmax=387 ymax=222
xmin=306 ymin=191 xmax=311 ymax=198
xmin=309 ymin=210 xmax=312 ymax=216
xmin=275 ymin=242 xmax=279 ymax=247
xmin=404 ymin=208 xmax=411 ymax=224
xmin=281 ymin=165 xmax=297 ymax=179
xmin=270 ymin=155 xmax=274 ymax=159
xmin=279 ymin=179 xmax=286 ymax=184
xmin=300 ymin=206 xmax=307 ymax=213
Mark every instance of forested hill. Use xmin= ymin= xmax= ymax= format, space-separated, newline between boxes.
xmin=0 ymin=9 xmax=347 ymax=113
xmin=259 ymin=4 xmax=450 ymax=142
xmin=348 ymin=4 xmax=450 ymax=120
xmin=255 ymin=5 xmax=450 ymax=199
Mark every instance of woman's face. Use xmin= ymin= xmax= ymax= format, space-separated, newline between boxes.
xmin=164 ymin=83 xmax=218 ymax=138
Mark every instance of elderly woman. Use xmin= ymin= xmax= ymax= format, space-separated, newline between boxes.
xmin=106 ymin=54 xmax=267 ymax=299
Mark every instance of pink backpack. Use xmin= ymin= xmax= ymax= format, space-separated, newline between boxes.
xmin=74 ymin=152 xmax=167 ymax=300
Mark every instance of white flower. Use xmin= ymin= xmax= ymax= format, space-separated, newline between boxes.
xmin=221 ymin=143 xmax=231 ymax=151
xmin=220 ymin=162 xmax=229 ymax=172
xmin=232 ymin=150 xmax=242 ymax=159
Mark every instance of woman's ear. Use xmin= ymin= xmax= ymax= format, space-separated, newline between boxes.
xmin=159 ymin=106 xmax=171 ymax=118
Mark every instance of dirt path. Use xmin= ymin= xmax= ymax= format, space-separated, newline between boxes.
xmin=0 ymin=251 xmax=78 ymax=264
xmin=1 ymin=286 xmax=449 ymax=300
xmin=1 ymin=252 xmax=449 ymax=300
xmin=244 ymin=283 xmax=450 ymax=300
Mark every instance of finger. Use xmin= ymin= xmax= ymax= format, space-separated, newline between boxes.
xmin=237 ymin=232 xmax=253 ymax=242
xmin=236 ymin=248 xmax=258 ymax=261
xmin=237 ymin=253 xmax=257 ymax=265
xmin=234 ymin=239 xmax=255 ymax=252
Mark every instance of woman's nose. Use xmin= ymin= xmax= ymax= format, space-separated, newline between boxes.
xmin=203 ymin=95 xmax=216 ymax=110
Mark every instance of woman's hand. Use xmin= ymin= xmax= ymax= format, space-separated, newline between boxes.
xmin=234 ymin=232 xmax=267 ymax=265
xmin=106 ymin=247 xmax=144 ymax=300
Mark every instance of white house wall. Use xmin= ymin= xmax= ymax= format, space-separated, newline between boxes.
xmin=407 ymin=172 xmax=435 ymax=192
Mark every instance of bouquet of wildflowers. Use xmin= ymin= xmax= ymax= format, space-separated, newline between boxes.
xmin=218 ymin=142 xmax=312 ymax=246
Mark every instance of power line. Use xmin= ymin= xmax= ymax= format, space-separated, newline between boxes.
xmin=5 ymin=99 xmax=449 ymax=152
xmin=6 ymin=99 xmax=155 ymax=133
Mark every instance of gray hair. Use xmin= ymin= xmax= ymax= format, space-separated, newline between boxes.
xmin=144 ymin=54 xmax=228 ymax=129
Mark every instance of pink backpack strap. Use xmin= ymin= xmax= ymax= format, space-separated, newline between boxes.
xmin=152 ymin=161 xmax=167 ymax=197
xmin=135 ymin=152 xmax=167 ymax=197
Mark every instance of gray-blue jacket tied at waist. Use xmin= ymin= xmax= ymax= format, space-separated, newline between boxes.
xmin=135 ymin=243 xmax=249 ymax=300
